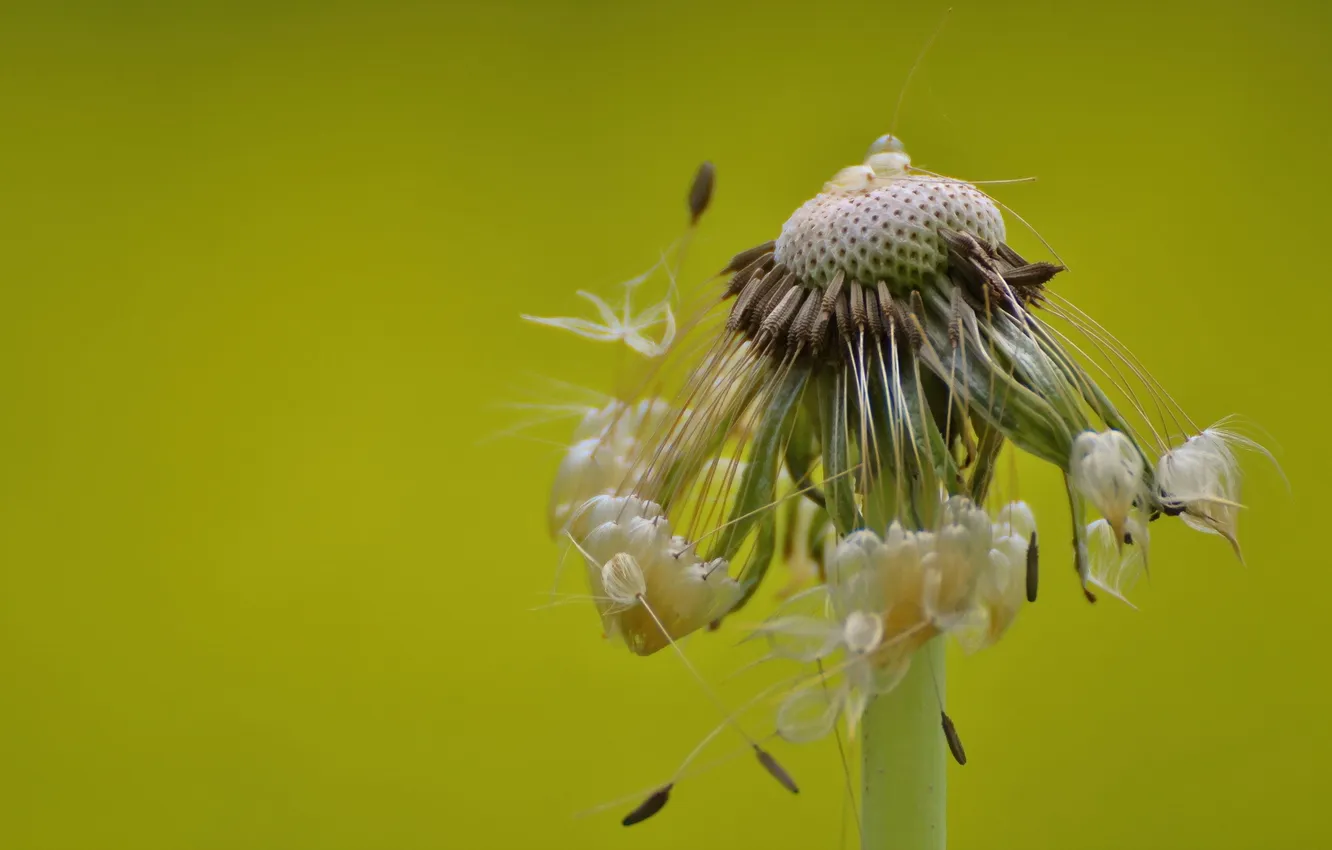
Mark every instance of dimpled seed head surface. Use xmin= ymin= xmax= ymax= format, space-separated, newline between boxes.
xmin=774 ymin=179 xmax=1006 ymax=290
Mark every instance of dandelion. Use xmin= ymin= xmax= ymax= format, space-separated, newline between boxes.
xmin=532 ymin=136 xmax=1263 ymax=843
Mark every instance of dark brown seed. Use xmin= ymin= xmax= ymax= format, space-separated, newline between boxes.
xmin=755 ymin=746 xmax=800 ymax=794
xmin=864 ymin=286 xmax=884 ymax=337
xmin=622 ymin=785 xmax=673 ymax=826
xmin=722 ymin=241 xmax=777 ymax=275
xmin=991 ymin=239 xmax=1027 ymax=268
xmin=877 ymin=282 xmax=897 ymax=335
xmin=809 ymin=306 xmax=833 ymax=355
xmin=791 ymin=286 xmax=823 ymax=349
xmin=909 ymin=289 xmax=927 ymax=323
xmin=728 ymin=266 xmax=785 ymax=331
xmin=833 ymin=289 xmax=852 ymax=341
xmin=941 ymin=712 xmax=967 ymax=765
xmin=849 ymin=281 xmax=867 ymax=330
xmin=948 ymin=293 xmax=962 ymax=350
xmin=1025 ymin=531 xmax=1039 ymax=603
xmin=1002 ymin=261 xmax=1064 ymax=287
xmin=904 ymin=311 xmax=925 ymax=351
xmin=760 ymin=287 xmax=806 ymax=346
xmin=688 ymin=162 xmax=715 ymax=225
xmin=820 ymin=269 xmax=846 ymax=313
xmin=750 ymin=273 xmax=795 ymax=335
xmin=723 ymin=252 xmax=775 ymax=298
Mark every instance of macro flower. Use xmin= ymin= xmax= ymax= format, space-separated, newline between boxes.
xmin=532 ymin=136 xmax=1262 ymax=829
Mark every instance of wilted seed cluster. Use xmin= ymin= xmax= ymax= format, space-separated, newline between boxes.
xmin=760 ymin=496 xmax=1037 ymax=742
xmin=529 ymin=135 xmax=1259 ymax=823
xmin=569 ymin=494 xmax=737 ymax=656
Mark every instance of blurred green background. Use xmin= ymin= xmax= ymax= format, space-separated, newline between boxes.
xmin=1 ymin=1 xmax=1329 ymax=847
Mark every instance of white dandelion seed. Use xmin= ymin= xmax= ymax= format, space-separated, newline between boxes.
xmin=1085 ymin=518 xmax=1148 ymax=608
xmin=1156 ymin=425 xmax=1267 ymax=558
xmin=957 ymin=501 xmax=1035 ymax=652
xmin=1070 ymin=429 xmax=1146 ymax=545
xmin=522 ymin=284 xmax=677 ymax=357
xmin=920 ymin=497 xmax=993 ymax=632
xmin=773 ymin=608 xmax=912 ymax=743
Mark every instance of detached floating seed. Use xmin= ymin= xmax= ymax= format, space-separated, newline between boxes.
xmin=941 ymin=712 xmax=967 ymax=766
xmin=622 ymin=784 xmax=673 ymax=827
xmin=1025 ymin=530 xmax=1039 ymax=602
xmin=755 ymin=746 xmax=800 ymax=794
xmin=688 ymin=161 xmax=715 ymax=225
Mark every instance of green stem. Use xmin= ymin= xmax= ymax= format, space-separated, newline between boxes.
xmin=861 ymin=638 xmax=946 ymax=850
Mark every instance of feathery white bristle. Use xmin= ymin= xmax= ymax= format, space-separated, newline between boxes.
xmin=1086 ymin=518 xmax=1148 ymax=608
xmin=601 ymin=553 xmax=647 ymax=607
xmin=1156 ymin=426 xmax=1255 ymax=555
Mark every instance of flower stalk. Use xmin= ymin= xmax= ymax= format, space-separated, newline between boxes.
xmin=862 ymin=638 xmax=947 ymax=850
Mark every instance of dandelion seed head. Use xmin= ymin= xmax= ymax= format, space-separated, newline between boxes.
xmin=774 ymin=136 xmax=1005 ymax=289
